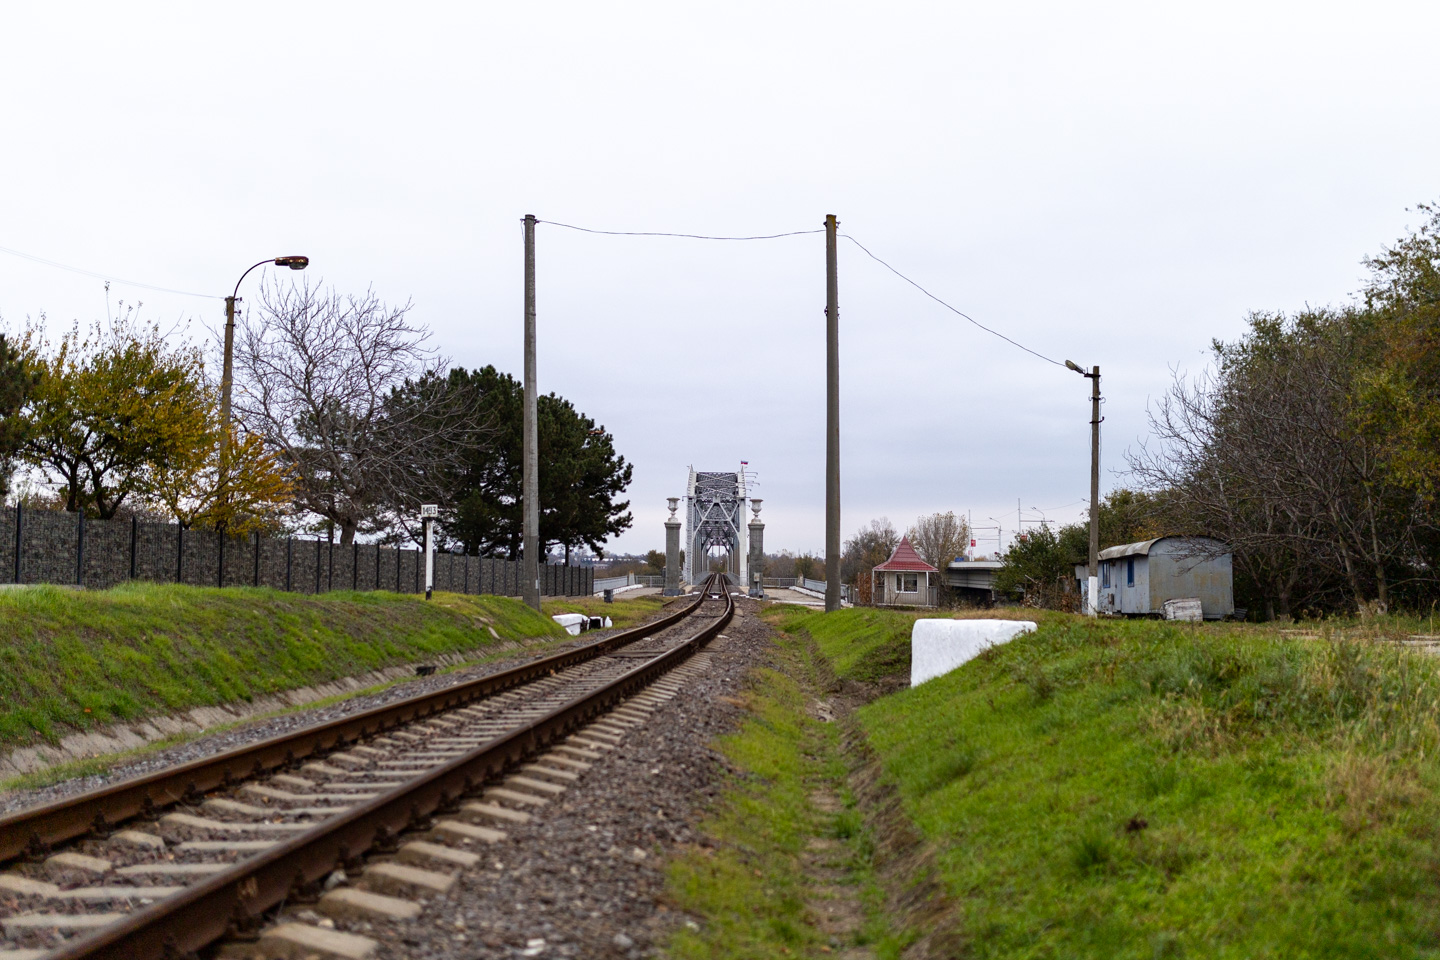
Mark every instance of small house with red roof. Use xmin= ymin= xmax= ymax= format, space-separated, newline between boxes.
xmin=872 ymin=536 xmax=939 ymax=607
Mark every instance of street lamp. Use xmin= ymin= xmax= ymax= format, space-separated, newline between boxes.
xmin=219 ymin=256 xmax=309 ymax=470
xmin=1065 ymin=359 xmax=1101 ymax=617
xmin=987 ymin=517 xmax=1006 ymax=557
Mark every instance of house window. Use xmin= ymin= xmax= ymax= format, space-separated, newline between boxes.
xmin=1126 ymin=557 xmax=1134 ymax=588
xmin=1101 ymin=563 xmax=1110 ymax=588
xmin=896 ymin=573 xmax=918 ymax=593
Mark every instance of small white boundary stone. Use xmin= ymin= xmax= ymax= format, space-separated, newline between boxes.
xmin=911 ymin=619 xmax=1036 ymax=687
xmin=551 ymin=613 xmax=588 ymax=636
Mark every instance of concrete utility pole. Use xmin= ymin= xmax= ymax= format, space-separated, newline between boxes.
xmin=1087 ymin=365 xmax=1101 ymax=616
xmin=522 ymin=215 xmax=541 ymax=612
xmin=220 ymin=256 xmax=308 ymax=501
xmin=1066 ymin=359 xmax=1102 ymax=615
xmin=824 ymin=214 xmax=841 ymax=613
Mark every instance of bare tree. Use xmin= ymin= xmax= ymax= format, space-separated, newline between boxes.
xmin=233 ymin=280 xmax=485 ymax=545
xmin=907 ymin=511 xmax=969 ymax=571
xmin=842 ymin=517 xmax=901 ymax=604
xmin=1130 ymin=309 xmax=1428 ymax=615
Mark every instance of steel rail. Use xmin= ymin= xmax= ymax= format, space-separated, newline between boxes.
xmin=43 ymin=575 xmax=734 ymax=960
xmin=0 ymin=584 xmax=712 ymax=863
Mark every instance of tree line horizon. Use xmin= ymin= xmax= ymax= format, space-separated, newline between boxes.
xmin=0 ymin=280 xmax=633 ymax=562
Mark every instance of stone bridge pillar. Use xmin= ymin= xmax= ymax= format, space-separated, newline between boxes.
xmin=664 ymin=498 xmax=682 ymax=596
xmin=747 ymin=499 xmax=765 ymax=599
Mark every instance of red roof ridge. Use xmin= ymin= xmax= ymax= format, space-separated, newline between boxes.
xmin=873 ymin=536 xmax=939 ymax=573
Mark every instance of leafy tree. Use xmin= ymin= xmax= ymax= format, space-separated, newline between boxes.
xmin=993 ymin=524 xmax=1072 ymax=606
xmin=0 ymin=331 xmax=39 ymax=500
xmin=644 ymin=549 xmax=666 ymax=573
xmin=21 ymin=318 xmax=209 ymax=517
xmin=1130 ymin=304 xmax=1428 ymax=615
xmin=147 ymin=419 xmax=292 ymax=534
xmin=445 ymin=366 xmax=633 ymax=560
xmin=1054 ymin=489 xmax=1162 ymax=567
xmin=1356 ymin=202 xmax=1440 ymax=501
xmin=793 ymin=552 xmax=821 ymax=581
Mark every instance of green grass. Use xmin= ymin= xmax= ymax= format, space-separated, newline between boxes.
xmin=0 ymin=582 xmax=564 ymax=747
xmin=542 ymin=593 xmax=671 ymax=629
xmin=768 ymin=606 xmax=1440 ymax=958
xmin=764 ymin=604 xmax=927 ymax=684
xmin=666 ymin=631 xmax=906 ymax=959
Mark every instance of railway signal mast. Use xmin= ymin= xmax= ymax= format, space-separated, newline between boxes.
xmin=421 ymin=504 xmax=438 ymax=600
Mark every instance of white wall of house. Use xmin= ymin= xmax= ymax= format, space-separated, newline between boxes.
xmin=875 ymin=569 xmax=932 ymax=606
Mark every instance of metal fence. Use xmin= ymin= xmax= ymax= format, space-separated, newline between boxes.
xmin=593 ymin=573 xmax=634 ymax=593
xmin=789 ymin=577 xmax=855 ymax=603
xmin=592 ymin=573 xmax=665 ymax=593
xmin=0 ymin=505 xmax=592 ymax=598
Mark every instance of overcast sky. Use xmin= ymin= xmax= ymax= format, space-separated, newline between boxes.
xmin=3 ymin=2 xmax=1437 ymax=557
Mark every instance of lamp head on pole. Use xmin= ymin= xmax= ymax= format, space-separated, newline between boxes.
xmin=274 ymin=256 xmax=309 ymax=270
xmin=1064 ymin=359 xmax=1082 ymax=373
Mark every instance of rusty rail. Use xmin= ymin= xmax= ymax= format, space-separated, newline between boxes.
xmin=42 ymin=575 xmax=732 ymax=960
xmin=0 ymin=585 xmax=710 ymax=864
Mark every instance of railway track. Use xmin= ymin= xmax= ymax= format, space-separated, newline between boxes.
xmin=0 ymin=575 xmax=735 ymax=960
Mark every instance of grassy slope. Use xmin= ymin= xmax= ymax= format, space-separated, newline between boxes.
xmin=0 ymin=583 xmax=564 ymax=746
xmin=666 ymin=632 xmax=901 ymax=959
xmin=770 ymin=606 xmax=1440 ymax=958
xmin=542 ymin=593 xmax=671 ymax=629
xmin=766 ymin=604 xmax=923 ymax=684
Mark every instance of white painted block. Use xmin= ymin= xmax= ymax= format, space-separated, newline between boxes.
xmin=1163 ymin=598 xmax=1203 ymax=622
xmin=552 ymin=614 xmax=588 ymax=636
xmin=910 ymin=619 xmax=1036 ymax=687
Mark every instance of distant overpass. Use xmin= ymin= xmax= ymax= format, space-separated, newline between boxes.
xmin=944 ymin=559 xmax=1002 ymax=604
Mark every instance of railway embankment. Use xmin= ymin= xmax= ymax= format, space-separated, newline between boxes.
xmin=684 ymin=605 xmax=1440 ymax=958
xmin=0 ymin=583 xmax=564 ymax=783
xmin=0 ymin=576 xmax=743 ymax=959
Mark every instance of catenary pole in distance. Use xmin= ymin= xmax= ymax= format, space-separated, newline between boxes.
xmin=522 ymin=215 xmax=541 ymax=611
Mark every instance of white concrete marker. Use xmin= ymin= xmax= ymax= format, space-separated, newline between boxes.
xmin=552 ymin=613 xmax=588 ymax=636
xmin=911 ymin=619 xmax=1037 ymax=687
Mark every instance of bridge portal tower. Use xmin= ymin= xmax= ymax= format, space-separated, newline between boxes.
xmin=684 ymin=466 xmax=752 ymax=586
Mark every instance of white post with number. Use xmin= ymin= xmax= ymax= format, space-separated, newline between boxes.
xmin=421 ymin=504 xmax=438 ymax=600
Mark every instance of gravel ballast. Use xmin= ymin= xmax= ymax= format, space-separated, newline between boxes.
xmin=0 ymin=593 xmax=774 ymax=959
xmin=325 ymin=596 xmax=771 ymax=960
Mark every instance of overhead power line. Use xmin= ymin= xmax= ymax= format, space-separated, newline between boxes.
xmin=838 ymin=233 xmax=1064 ymax=368
xmin=537 ymin=220 xmax=824 ymax=241
xmin=0 ymin=244 xmax=221 ymax=299
xmin=535 ymin=217 xmax=1063 ymax=368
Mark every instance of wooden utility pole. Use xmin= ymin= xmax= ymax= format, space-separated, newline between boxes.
xmin=824 ymin=214 xmax=841 ymax=613
xmin=522 ymin=214 xmax=541 ymax=611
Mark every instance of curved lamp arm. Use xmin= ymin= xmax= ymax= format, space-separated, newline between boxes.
xmin=232 ymin=256 xmax=309 ymax=300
